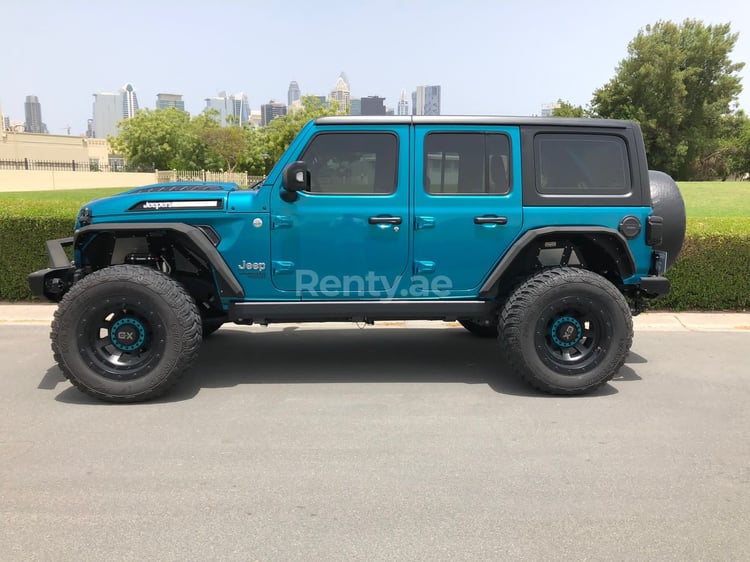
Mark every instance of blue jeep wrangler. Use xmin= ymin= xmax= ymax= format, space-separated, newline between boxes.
xmin=29 ymin=116 xmax=686 ymax=402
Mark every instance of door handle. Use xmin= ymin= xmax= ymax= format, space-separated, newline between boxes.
xmin=368 ymin=216 xmax=402 ymax=225
xmin=474 ymin=216 xmax=508 ymax=225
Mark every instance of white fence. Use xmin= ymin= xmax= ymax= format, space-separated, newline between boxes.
xmin=156 ymin=170 xmax=265 ymax=186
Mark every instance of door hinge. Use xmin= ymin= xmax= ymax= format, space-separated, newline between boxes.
xmin=414 ymin=260 xmax=436 ymax=274
xmin=415 ymin=216 xmax=435 ymax=230
xmin=271 ymin=215 xmax=293 ymax=229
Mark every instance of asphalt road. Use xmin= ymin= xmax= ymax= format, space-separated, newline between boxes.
xmin=1 ymin=323 xmax=749 ymax=561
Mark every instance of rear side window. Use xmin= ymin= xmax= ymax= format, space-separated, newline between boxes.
xmin=535 ymin=134 xmax=631 ymax=195
xmin=424 ymin=133 xmax=511 ymax=195
xmin=300 ymin=132 xmax=398 ymax=195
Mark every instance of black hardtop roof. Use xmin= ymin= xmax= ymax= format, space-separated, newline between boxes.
xmin=315 ymin=115 xmax=635 ymax=129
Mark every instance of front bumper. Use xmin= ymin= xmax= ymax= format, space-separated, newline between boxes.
xmin=27 ymin=237 xmax=75 ymax=302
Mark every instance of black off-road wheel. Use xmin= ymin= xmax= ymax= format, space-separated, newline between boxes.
xmin=51 ymin=265 xmax=202 ymax=403
xmin=458 ymin=318 xmax=498 ymax=338
xmin=499 ymin=268 xmax=633 ymax=395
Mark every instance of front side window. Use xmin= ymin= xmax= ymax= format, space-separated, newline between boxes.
xmin=301 ymin=132 xmax=398 ymax=194
xmin=424 ymin=133 xmax=511 ymax=195
xmin=535 ymin=134 xmax=631 ymax=195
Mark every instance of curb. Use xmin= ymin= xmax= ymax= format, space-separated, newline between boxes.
xmin=0 ymin=303 xmax=748 ymax=332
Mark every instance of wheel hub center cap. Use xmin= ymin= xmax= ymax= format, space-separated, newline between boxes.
xmin=551 ymin=316 xmax=583 ymax=348
xmin=110 ymin=318 xmax=146 ymax=352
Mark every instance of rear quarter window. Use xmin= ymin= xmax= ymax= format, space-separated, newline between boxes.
xmin=535 ymin=134 xmax=631 ymax=195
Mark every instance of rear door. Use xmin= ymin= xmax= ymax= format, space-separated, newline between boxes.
xmin=412 ymin=125 xmax=523 ymax=297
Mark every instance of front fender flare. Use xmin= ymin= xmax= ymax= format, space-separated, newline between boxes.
xmin=75 ymin=222 xmax=244 ymax=299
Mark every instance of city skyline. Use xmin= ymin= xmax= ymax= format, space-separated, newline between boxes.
xmin=4 ymin=75 xmax=439 ymax=137
xmin=2 ymin=0 xmax=749 ymax=135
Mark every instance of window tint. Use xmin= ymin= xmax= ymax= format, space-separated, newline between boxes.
xmin=301 ymin=132 xmax=398 ymax=194
xmin=424 ymin=133 xmax=511 ymax=195
xmin=536 ymin=134 xmax=630 ymax=195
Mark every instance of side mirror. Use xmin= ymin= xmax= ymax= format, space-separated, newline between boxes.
xmin=282 ymin=161 xmax=311 ymax=192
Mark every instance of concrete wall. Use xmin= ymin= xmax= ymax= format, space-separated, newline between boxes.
xmin=0 ymin=170 xmax=156 ymax=192
xmin=0 ymin=132 xmax=157 ymax=191
xmin=0 ymin=131 xmax=106 ymax=161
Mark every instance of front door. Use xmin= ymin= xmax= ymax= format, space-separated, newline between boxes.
xmin=270 ymin=127 xmax=410 ymax=299
xmin=412 ymin=125 xmax=524 ymax=297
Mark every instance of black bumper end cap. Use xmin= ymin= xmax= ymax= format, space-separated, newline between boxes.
xmin=27 ymin=267 xmax=74 ymax=302
xmin=639 ymin=276 xmax=670 ymax=297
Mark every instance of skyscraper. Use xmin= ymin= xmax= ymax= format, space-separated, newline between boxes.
xmin=261 ymin=101 xmax=287 ymax=126
xmin=232 ymin=92 xmax=249 ymax=126
xmin=329 ymin=72 xmax=350 ymax=114
xmin=204 ymin=92 xmax=249 ymax=126
xmin=205 ymin=93 xmax=231 ymax=124
xmin=92 ymin=92 xmax=121 ymax=139
xmin=90 ymin=84 xmax=138 ymax=138
xmin=120 ymin=83 xmax=139 ymax=120
xmin=288 ymin=81 xmax=301 ymax=107
xmin=412 ymin=85 xmax=441 ymax=116
xmin=156 ymin=93 xmax=186 ymax=112
xmin=24 ymin=95 xmax=46 ymax=133
xmin=397 ymin=91 xmax=409 ymax=116
xmin=361 ymin=96 xmax=386 ymax=116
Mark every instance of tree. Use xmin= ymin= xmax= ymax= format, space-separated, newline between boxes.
xmin=253 ymin=96 xmax=340 ymax=174
xmin=191 ymin=111 xmax=248 ymax=173
xmin=111 ymin=97 xmax=342 ymax=176
xmin=591 ymin=20 xmax=744 ymax=179
xmin=551 ymin=100 xmax=590 ymax=118
xmin=722 ymin=111 xmax=750 ymax=178
xmin=200 ymin=126 xmax=247 ymax=173
xmin=110 ymin=108 xmax=195 ymax=170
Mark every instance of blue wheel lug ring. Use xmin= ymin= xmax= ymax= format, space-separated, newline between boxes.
xmin=551 ymin=316 xmax=583 ymax=348
xmin=110 ymin=318 xmax=146 ymax=352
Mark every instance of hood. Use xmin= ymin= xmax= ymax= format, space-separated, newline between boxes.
xmin=78 ymin=182 xmax=241 ymax=225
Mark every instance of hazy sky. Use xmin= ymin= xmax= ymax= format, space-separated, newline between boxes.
xmin=2 ymin=0 xmax=749 ymax=135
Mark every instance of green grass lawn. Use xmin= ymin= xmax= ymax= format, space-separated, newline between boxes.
xmin=678 ymin=181 xmax=750 ymax=217
xmin=678 ymin=181 xmax=750 ymax=235
xmin=0 ymin=188 xmax=127 ymax=217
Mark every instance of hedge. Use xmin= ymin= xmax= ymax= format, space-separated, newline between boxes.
xmin=0 ymin=212 xmax=748 ymax=310
xmin=655 ymin=231 xmax=750 ymax=310
xmin=0 ymin=215 xmax=76 ymax=300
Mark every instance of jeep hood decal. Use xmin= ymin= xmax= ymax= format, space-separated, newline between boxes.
xmin=127 ymin=199 xmax=224 ymax=212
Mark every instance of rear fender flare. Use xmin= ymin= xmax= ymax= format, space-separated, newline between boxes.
xmin=479 ymin=227 xmax=636 ymax=297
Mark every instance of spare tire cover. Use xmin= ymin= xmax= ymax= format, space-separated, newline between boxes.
xmin=649 ymin=170 xmax=686 ymax=270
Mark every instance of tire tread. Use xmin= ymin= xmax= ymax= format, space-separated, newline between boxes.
xmin=499 ymin=268 xmax=633 ymax=395
xmin=51 ymin=265 xmax=202 ymax=402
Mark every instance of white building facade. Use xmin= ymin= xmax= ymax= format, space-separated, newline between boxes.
xmin=91 ymin=83 xmax=139 ymax=138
